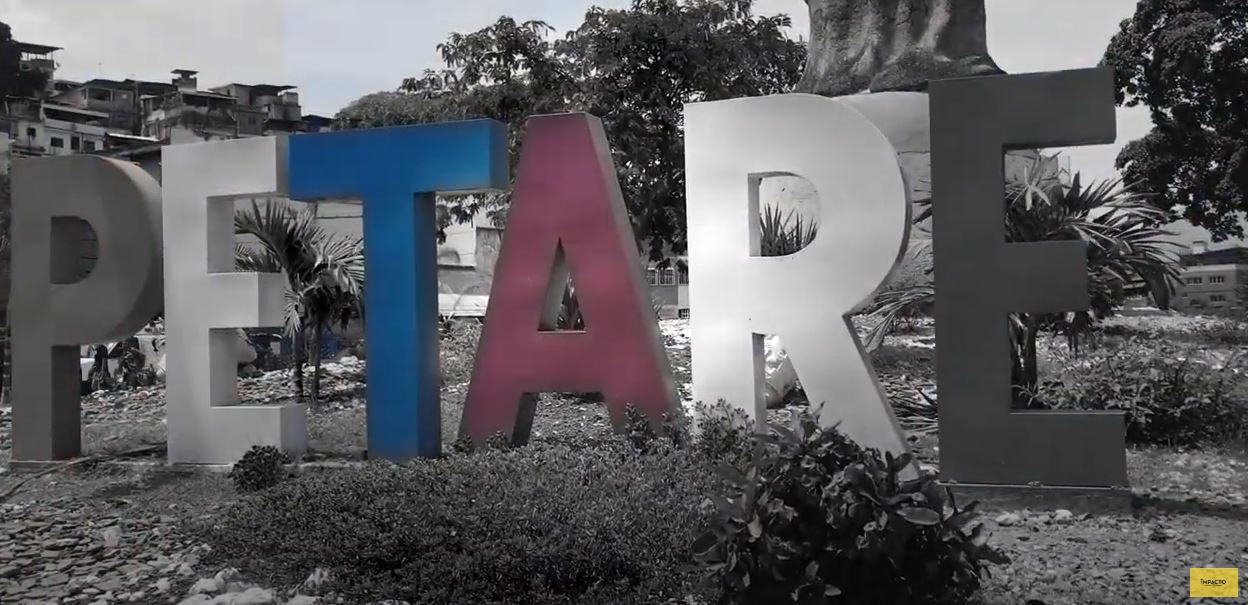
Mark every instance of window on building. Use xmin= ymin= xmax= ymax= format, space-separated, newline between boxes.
xmin=678 ymin=308 xmax=691 ymax=319
xmin=84 ymin=140 xmax=96 ymax=152
xmin=89 ymin=88 xmax=112 ymax=102
xmin=50 ymin=137 xmax=64 ymax=148
xmin=1186 ymin=276 xmax=1204 ymax=285
xmin=647 ymin=268 xmax=659 ymax=286
xmin=1211 ymin=294 xmax=1227 ymax=303
xmin=661 ymin=268 xmax=677 ymax=286
xmin=1210 ymin=275 xmax=1227 ymax=284
xmin=70 ymin=136 xmax=81 ymax=151
xmin=678 ymin=267 xmax=689 ymax=284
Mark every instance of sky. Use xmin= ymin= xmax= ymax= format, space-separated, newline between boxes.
xmin=0 ymin=0 xmax=1150 ymax=184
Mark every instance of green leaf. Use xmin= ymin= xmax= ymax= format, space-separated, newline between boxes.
xmin=888 ymin=452 xmax=913 ymax=473
xmin=970 ymin=523 xmax=989 ymax=547
xmin=692 ymin=532 xmax=721 ymax=560
xmin=897 ymin=507 xmax=942 ymax=526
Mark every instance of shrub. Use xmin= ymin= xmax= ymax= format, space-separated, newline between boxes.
xmin=1034 ymin=337 xmax=1248 ymax=446
xmin=1098 ymin=315 xmax=1248 ymax=347
xmin=229 ymin=445 xmax=292 ymax=493
xmin=439 ymin=317 xmax=481 ymax=389
xmin=693 ymin=412 xmax=1006 ymax=605
xmin=201 ymin=439 xmax=719 ymax=605
xmin=1189 ymin=324 xmax=1248 ymax=348
xmin=683 ymin=401 xmax=757 ymax=471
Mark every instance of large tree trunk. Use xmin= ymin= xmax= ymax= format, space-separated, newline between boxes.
xmin=796 ymin=0 xmax=1003 ymax=97
xmin=1022 ymin=316 xmax=1041 ymax=400
xmin=311 ymin=324 xmax=324 ymax=406
xmin=292 ymin=330 xmax=306 ymax=402
xmin=0 ymin=321 xmax=8 ymax=408
xmin=1009 ymin=314 xmax=1043 ymax=409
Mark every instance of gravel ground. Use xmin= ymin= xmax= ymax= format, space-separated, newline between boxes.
xmin=977 ymin=510 xmax=1248 ymax=604
xmin=0 ymin=318 xmax=1245 ymax=604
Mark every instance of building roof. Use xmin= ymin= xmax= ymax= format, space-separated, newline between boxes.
xmin=105 ymin=132 xmax=160 ymax=143
xmin=16 ymin=41 xmax=61 ymax=55
xmin=1182 ymin=247 xmax=1248 ymax=267
xmin=101 ymin=140 xmax=163 ymax=161
xmin=78 ymin=78 xmax=132 ymax=89
xmin=75 ymin=78 xmax=176 ymax=94
xmin=43 ymin=103 xmax=110 ymax=119
xmin=181 ymin=89 xmax=236 ymax=101
xmin=219 ymin=83 xmax=297 ymax=95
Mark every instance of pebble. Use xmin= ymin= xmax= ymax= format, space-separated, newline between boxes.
xmin=0 ymin=503 xmax=206 ymax=604
xmin=995 ymin=512 xmax=1022 ymax=526
xmin=299 ymin=567 xmax=332 ymax=595
xmin=190 ymin=577 xmax=222 ymax=595
xmin=0 ymin=357 xmax=366 ymax=448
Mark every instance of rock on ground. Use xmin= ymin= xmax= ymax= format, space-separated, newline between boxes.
xmin=0 ymin=499 xmax=206 ymax=604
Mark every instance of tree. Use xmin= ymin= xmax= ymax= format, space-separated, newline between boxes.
xmin=0 ymin=173 xmax=9 ymax=406
xmin=866 ymin=156 xmax=1181 ymax=405
xmin=235 ymin=201 xmax=365 ymax=405
xmin=335 ymin=0 xmax=806 ymax=261
xmin=0 ymin=21 xmax=50 ymax=98
xmin=1102 ymin=1 xmax=1248 ymax=239
xmin=0 ymin=171 xmax=9 ymax=261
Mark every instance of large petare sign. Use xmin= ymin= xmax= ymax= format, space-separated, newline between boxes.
xmin=9 ymin=68 xmax=1127 ymax=488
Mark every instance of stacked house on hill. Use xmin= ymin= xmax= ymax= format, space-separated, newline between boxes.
xmin=0 ymin=40 xmax=501 ymax=359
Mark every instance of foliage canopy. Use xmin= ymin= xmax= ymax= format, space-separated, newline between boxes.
xmin=335 ymin=0 xmax=806 ymax=260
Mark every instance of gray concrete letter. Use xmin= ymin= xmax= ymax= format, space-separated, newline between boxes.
xmin=10 ymin=156 xmax=163 ymax=461
xmin=930 ymin=68 xmax=1127 ymax=487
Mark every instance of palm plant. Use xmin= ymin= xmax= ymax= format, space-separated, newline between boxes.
xmin=867 ymin=159 xmax=1181 ymax=406
xmin=555 ymin=276 xmax=586 ymax=330
xmin=1005 ymin=175 xmax=1180 ymax=405
xmin=760 ymin=204 xmax=819 ymax=256
xmin=235 ymin=200 xmax=365 ymax=405
xmin=549 ymin=275 xmax=665 ymax=329
xmin=552 ymin=204 xmax=813 ymax=329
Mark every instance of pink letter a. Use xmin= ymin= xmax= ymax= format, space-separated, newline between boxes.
xmin=460 ymin=113 xmax=679 ymax=444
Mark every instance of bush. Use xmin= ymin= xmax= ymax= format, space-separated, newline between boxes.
xmin=439 ymin=317 xmax=482 ymax=389
xmin=1097 ymin=315 xmax=1248 ymax=347
xmin=681 ymin=401 xmax=757 ymax=471
xmin=1034 ymin=337 xmax=1248 ymax=446
xmin=229 ymin=445 xmax=292 ymax=493
xmin=202 ymin=439 xmax=720 ymax=605
xmin=1189 ymin=324 xmax=1248 ymax=348
xmin=693 ymin=412 xmax=1005 ymax=605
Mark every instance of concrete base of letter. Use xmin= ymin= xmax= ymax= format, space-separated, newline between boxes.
xmin=941 ymin=482 xmax=1133 ymax=516
xmin=169 ymin=403 xmax=307 ymax=466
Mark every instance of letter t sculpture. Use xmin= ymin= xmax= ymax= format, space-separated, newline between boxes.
xmin=289 ymin=120 xmax=509 ymax=461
